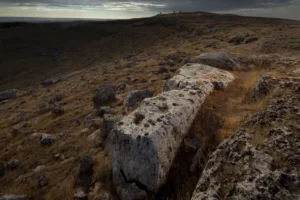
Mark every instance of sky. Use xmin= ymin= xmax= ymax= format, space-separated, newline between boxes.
xmin=0 ymin=0 xmax=300 ymax=20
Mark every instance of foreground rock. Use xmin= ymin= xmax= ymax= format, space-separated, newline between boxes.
xmin=0 ymin=89 xmax=17 ymax=102
xmin=105 ymin=64 xmax=234 ymax=200
xmin=123 ymin=89 xmax=153 ymax=108
xmin=190 ymin=52 xmax=244 ymax=71
xmin=192 ymin=77 xmax=300 ymax=200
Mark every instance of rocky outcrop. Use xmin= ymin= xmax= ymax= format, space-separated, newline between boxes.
xmin=191 ymin=77 xmax=300 ymax=200
xmin=0 ymin=89 xmax=17 ymax=102
xmin=105 ymin=64 xmax=234 ymax=200
xmin=190 ymin=52 xmax=244 ymax=71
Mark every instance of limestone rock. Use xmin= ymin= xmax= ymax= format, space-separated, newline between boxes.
xmin=123 ymin=89 xmax=153 ymax=108
xmin=0 ymin=89 xmax=17 ymax=102
xmin=105 ymin=64 xmax=234 ymax=200
xmin=190 ymin=52 xmax=244 ymax=71
xmin=163 ymin=64 xmax=234 ymax=91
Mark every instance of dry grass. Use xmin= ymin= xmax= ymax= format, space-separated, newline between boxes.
xmin=1 ymin=12 xmax=299 ymax=199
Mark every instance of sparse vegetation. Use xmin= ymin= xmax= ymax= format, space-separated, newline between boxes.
xmin=0 ymin=11 xmax=299 ymax=199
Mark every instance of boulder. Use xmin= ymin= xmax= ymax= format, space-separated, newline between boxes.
xmin=190 ymin=52 xmax=244 ymax=71
xmin=38 ymin=176 xmax=49 ymax=187
xmin=0 ymin=89 xmax=17 ymax=102
xmin=105 ymin=64 xmax=234 ymax=200
xmin=42 ymin=77 xmax=62 ymax=86
xmin=6 ymin=159 xmax=20 ymax=170
xmin=123 ymin=89 xmax=153 ymax=108
xmin=93 ymin=85 xmax=116 ymax=108
xmin=40 ymin=136 xmax=55 ymax=146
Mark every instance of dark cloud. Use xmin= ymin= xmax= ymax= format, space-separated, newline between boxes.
xmin=0 ymin=0 xmax=296 ymax=11
xmin=1 ymin=0 xmax=299 ymax=20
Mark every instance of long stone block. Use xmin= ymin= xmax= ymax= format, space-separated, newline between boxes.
xmin=104 ymin=64 xmax=234 ymax=200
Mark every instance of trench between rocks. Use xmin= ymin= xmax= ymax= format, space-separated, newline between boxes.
xmin=155 ymin=69 xmax=273 ymax=200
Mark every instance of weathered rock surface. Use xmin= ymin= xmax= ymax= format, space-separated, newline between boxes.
xmin=190 ymin=52 xmax=244 ymax=71
xmin=123 ymin=89 xmax=153 ymax=108
xmin=0 ymin=89 xmax=17 ymax=102
xmin=164 ymin=64 xmax=234 ymax=91
xmin=191 ymin=77 xmax=300 ymax=200
xmin=105 ymin=65 xmax=234 ymax=200
xmin=93 ymin=85 xmax=116 ymax=108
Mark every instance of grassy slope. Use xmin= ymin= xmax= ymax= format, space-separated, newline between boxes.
xmin=0 ymin=12 xmax=299 ymax=199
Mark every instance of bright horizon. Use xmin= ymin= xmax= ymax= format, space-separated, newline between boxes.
xmin=0 ymin=1 xmax=300 ymax=20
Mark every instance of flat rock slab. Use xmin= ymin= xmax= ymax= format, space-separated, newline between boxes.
xmin=105 ymin=65 xmax=234 ymax=200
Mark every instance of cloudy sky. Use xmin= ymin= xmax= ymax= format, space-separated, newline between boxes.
xmin=0 ymin=0 xmax=299 ymax=20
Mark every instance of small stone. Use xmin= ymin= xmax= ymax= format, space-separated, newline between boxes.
xmin=51 ymin=106 xmax=64 ymax=117
xmin=33 ymin=165 xmax=45 ymax=173
xmin=74 ymin=188 xmax=88 ymax=200
xmin=38 ymin=176 xmax=49 ymax=187
xmin=161 ymin=73 xmax=171 ymax=80
xmin=40 ymin=137 xmax=55 ymax=146
xmin=6 ymin=159 xmax=20 ymax=170
xmin=81 ymin=128 xmax=89 ymax=134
